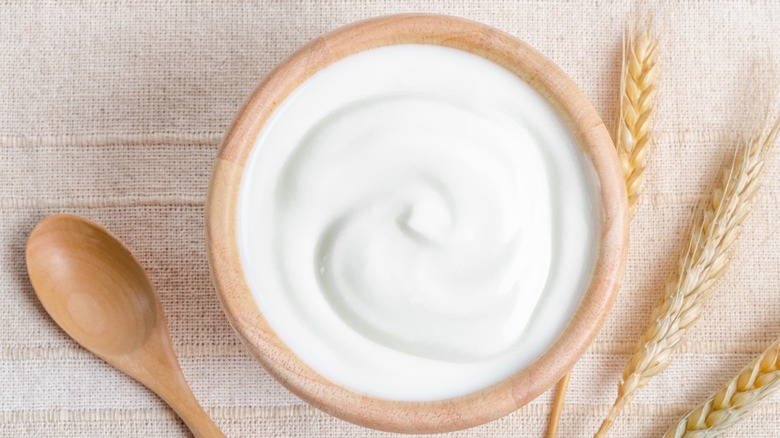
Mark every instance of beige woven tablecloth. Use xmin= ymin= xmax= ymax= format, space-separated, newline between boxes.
xmin=3 ymin=1 xmax=780 ymax=436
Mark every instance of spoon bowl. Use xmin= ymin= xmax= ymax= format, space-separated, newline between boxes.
xmin=26 ymin=214 xmax=224 ymax=438
xmin=28 ymin=216 xmax=157 ymax=354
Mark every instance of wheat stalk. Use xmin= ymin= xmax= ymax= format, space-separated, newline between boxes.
xmin=664 ymin=337 xmax=780 ymax=438
xmin=545 ymin=26 xmax=658 ymax=438
xmin=595 ymin=117 xmax=780 ymax=437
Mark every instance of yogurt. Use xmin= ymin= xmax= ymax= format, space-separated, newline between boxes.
xmin=238 ymin=44 xmax=600 ymax=401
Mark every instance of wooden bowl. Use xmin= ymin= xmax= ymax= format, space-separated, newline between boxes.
xmin=206 ymin=14 xmax=628 ymax=434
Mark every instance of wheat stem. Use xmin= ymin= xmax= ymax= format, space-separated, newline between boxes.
xmin=594 ymin=116 xmax=780 ymax=437
xmin=546 ymin=372 xmax=571 ymax=438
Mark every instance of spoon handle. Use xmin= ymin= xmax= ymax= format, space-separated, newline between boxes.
xmin=132 ymin=335 xmax=226 ymax=438
xmin=150 ymin=366 xmax=225 ymax=438
xmin=159 ymin=379 xmax=226 ymax=438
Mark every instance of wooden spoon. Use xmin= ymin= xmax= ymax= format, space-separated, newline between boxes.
xmin=26 ymin=214 xmax=225 ymax=438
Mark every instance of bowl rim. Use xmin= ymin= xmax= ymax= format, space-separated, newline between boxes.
xmin=206 ymin=13 xmax=628 ymax=434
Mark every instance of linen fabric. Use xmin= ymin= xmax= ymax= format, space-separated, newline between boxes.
xmin=2 ymin=1 xmax=780 ymax=436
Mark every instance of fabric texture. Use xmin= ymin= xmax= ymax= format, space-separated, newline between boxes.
xmin=3 ymin=1 xmax=780 ymax=436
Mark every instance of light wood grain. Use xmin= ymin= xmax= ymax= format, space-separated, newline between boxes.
xmin=206 ymin=13 xmax=629 ymax=433
xmin=26 ymin=214 xmax=225 ymax=438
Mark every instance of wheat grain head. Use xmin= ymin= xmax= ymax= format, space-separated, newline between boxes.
xmin=617 ymin=29 xmax=658 ymax=218
xmin=595 ymin=116 xmax=780 ymax=437
xmin=664 ymin=336 xmax=780 ymax=438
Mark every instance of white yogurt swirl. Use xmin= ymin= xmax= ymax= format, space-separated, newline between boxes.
xmin=277 ymin=94 xmax=552 ymax=361
xmin=239 ymin=45 xmax=600 ymax=401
